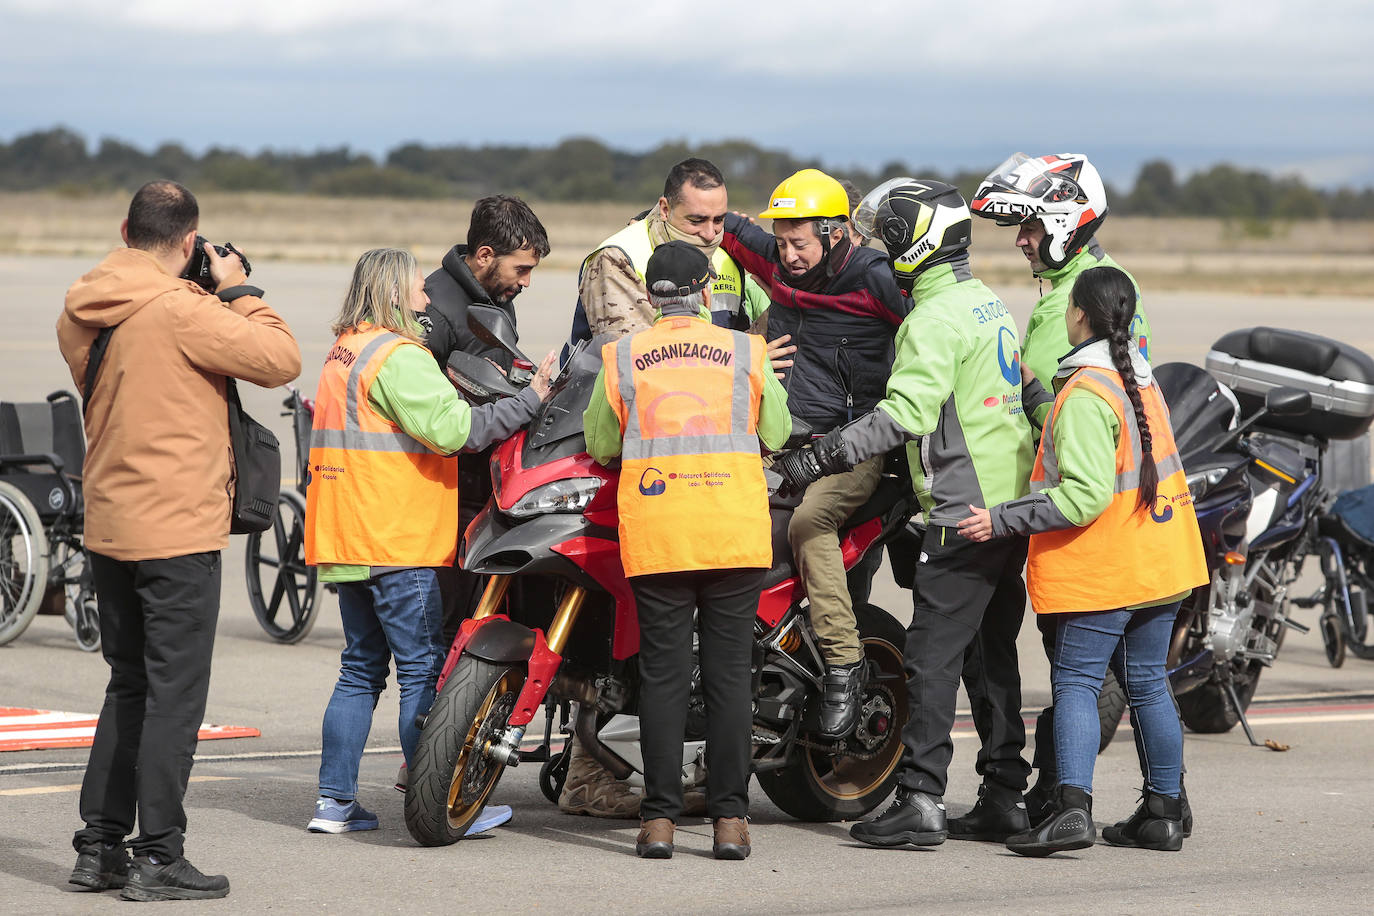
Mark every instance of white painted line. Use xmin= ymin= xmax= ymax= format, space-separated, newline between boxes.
xmin=0 ymin=775 xmax=237 ymax=797
xmin=1226 ymin=712 xmax=1374 ymax=726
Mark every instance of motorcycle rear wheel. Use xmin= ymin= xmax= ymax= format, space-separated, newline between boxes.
xmin=404 ymin=656 xmax=524 ymax=846
xmin=1097 ymin=667 xmax=1128 ymax=752
xmin=1176 ymin=657 xmax=1263 ymax=733
xmin=756 ymin=603 xmax=907 ymax=822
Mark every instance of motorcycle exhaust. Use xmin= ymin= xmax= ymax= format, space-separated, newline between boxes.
xmin=573 ymin=702 xmax=634 ymax=780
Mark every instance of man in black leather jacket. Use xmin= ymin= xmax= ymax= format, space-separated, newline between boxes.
xmin=420 ymin=195 xmax=551 ymax=644
xmin=722 ymin=170 xmax=908 ymax=738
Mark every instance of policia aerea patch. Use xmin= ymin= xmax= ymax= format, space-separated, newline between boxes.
xmin=632 ymin=342 xmax=734 ymax=371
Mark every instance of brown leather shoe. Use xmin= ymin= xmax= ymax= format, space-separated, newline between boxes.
xmin=712 ymin=817 xmax=751 ymax=860
xmin=635 ymin=818 xmax=674 ymax=859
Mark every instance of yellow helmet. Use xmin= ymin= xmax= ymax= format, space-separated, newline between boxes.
xmin=758 ymin=169 xmax=850 ymax=221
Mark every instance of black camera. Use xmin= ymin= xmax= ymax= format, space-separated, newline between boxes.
xmin=182 ymin=235 xmax=251 ymax=291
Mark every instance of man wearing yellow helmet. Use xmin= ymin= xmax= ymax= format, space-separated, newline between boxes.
xmin=722 ymin=168 xmax=909 ymax=738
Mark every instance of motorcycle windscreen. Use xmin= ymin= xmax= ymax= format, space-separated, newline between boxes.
xmin=1154 ymin=361 xmax=1239 ymax=461
xmin=526 ymin=339 xmax=606 ymax=459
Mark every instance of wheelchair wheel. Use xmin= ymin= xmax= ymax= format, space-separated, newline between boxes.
xmin=72 ymin=591 xmax=101 ymax=652
xmin=245 ymin=488 xmax=320 ymax=644
xmin=0 ymin=480 xmax=49 ymax=646
xmin=52 ymin=539 xmax=101 ymax=652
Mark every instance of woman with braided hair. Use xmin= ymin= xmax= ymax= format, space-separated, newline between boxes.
xmin=958 ymin=265 xmax=1207 ymax=857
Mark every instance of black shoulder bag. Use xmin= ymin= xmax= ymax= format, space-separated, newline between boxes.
xmin=83 ymin=326 xmax=280 ymax=534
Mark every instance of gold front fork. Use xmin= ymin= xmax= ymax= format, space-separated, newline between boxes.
xmin=471 ymin=576 xmax=512 ymax=620
xmin=545 ymin=585 xmax=587 ymax=654
xmin=472 ymin=576 xmax=586 ymax=654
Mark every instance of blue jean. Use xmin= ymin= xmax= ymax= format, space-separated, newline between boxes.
xmin=318 ymin=568 xmax=444 ymax=801
xmin=1051 ymin=601 xmax=1183 ymax=797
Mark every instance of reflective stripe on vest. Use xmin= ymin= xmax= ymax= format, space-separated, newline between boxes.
xmin=309 ymin=333 xmax=436 ymax=455
xmin=602 ymin=318 xmax=771 ymax=577
xmin=584 ymin=220 xmax=745 ymax=326
xmin=304 ymin=325 xmax=459 ymax=568
xmin=1027 ymin=367 xmax=1208 ymax=615
xmin=1035 ymin=369 xmax=1186 ymax=496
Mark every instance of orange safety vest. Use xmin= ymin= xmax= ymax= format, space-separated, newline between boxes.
xmin=1027 ymin=367 xmax=1208 ymax=615
xmin=305 ymin=324 xmax=459 ymax=568
xmin=602 ymin=316 xmax=771 ymax=577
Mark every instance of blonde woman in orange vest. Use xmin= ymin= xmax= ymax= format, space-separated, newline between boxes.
xmin=583 ymin=241 xmax=791 ymax=860
xmin=304 ymin=248 xmax=555 ymax=836
xmin=958 ymin=266 xmax=1207 ymax=857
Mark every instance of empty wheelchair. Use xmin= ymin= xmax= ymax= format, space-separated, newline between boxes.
xmin=244 ymin=384 xmax=328 ymax=643
xmin=0 ymin=391 xmax=99 ymax=650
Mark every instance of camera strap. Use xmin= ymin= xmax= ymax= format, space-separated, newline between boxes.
xmin=81 ymin=326 xmax=117 ymax=417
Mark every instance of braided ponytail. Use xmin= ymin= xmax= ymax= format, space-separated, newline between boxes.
xmin=1072 ymin=267 xmax=1158 ymax=512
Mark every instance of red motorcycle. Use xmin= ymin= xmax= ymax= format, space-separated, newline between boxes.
xmin=403 ymin=321 xmax=914 ymax=846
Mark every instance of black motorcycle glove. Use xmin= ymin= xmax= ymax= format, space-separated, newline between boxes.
xmin=812 ymin=428 xmax=853 ymax=476
xmin=772 ymin=444 xmax=825 ymax=495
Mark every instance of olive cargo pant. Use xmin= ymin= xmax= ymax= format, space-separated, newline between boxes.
xmin=790 ymin=456 xmax=883 ymax=667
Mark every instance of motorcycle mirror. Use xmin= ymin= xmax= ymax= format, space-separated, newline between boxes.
xmin=467 ymin=305 xmax=530 ymax=364
xmin=446 ymin=350 xmax=521 ymax=402
xmin=1265 ymin=386 xmax=1312 ymax=416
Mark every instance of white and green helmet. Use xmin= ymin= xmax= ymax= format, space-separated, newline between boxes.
xmin=853 ymin=178 xmax=972 ymax=291
xmin=971 ymin=152 xmax=1109 ymax=270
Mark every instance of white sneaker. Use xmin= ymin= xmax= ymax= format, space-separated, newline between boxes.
xmin=465 ymin=805 xmax=513 ymax=836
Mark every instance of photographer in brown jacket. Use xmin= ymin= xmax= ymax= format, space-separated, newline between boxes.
xmin=56 ymin=180 xmax=300 ymax=901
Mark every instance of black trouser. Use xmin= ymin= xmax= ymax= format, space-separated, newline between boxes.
xmin=897 ymin=527 xmax=1029 ymax=797
xmin=440 ymin=460 xmax=493 ymax=648
xmin=1029 ymin=614 xmax=1060 ymax=783
xmin=631 ymin=567 xmax=761 ymax=822
xmin=959 ymin=550 xmax=1035 ymax=794
xmin=73 ymin=550 xmax=222 ymax=860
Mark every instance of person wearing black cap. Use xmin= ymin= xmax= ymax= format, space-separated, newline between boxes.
xmin=583 ymin=240 xmax=791 ymax=860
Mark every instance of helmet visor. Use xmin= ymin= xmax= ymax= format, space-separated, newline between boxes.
xmin=978 ymin=152 xmax=1085 ymax=223
xmin=852 ymin=177 xmax=916 ymax=243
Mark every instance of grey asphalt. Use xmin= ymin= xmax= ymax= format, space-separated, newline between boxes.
xmin=2 ymin=255 xmax=1373 ymax=913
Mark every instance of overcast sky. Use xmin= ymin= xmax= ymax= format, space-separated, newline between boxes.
xmin=2 ymin=0 xmax=1370 ymax=188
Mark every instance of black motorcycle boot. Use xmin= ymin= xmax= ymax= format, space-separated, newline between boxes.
xmin=1102 ymin=790 xmax=1184 ymax=851
xmin=818 ymin=662 xmax=864 ymax=738
xmin=849 ymin=788 xmax=947 ymax=848
xmin=69 ymin=840 xmax=131 ymax=891
xmin=1180 ymin=775 xmax=1193 ymax=838
xmin=1025 ymin=706 xmax=1057 ymax=824
xmin=948 ymin=782 xmax=1030 ymax=842
xmin=1023 ymin=778 xmax=1055 ymax=826
xmin=1005 ymin=785 xmax=1095 ymax=857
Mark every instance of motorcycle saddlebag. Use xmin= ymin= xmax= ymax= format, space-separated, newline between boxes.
xmin=1205 ymin=327 xmax=1374 ymax=440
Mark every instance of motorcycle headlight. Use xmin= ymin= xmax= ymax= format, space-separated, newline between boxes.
xmin=1186 ymin=467 xmax=1228 ymax=501
xmin=506 ymin=478 xmax=602 ymax=518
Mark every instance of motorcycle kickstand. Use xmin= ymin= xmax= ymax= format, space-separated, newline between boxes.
xmin=1221 ymin=671 xmax=1262 ymax=747
xmin=520 ymin=697 xmax=560 ymax=764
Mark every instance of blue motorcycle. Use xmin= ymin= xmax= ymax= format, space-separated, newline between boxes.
xmin=1154 ymin=326 xmax=1374 ymax=743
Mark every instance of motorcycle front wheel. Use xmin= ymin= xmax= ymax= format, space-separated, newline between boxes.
xmin=404 ymin=656 xmax=525 ymax=846
xmin=756 ymin=603 xmax=907 ymax=822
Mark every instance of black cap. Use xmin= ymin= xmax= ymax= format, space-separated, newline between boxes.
xmin=645 ymin=240 xmax=712 ymax=297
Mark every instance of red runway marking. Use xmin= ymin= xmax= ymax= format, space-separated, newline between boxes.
xmin=0 ymin=707 xmax=259 ymax=752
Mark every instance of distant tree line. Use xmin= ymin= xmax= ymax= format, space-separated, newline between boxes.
xmin=3 ymin=127 xmax=1372 ymax=220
